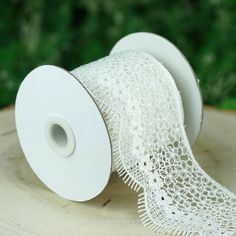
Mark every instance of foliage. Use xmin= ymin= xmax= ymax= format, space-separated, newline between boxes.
xmin=0 ymin=0 xmax=236 ymax=109
xmin=218 ymin=97 xmax=236 ymax=110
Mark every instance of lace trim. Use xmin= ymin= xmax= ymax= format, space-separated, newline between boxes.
xmin=71 ymin=51 xmax=236 ymax=236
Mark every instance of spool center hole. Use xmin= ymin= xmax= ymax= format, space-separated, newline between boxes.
xmin=50 ymin=124 xmax=68 ymax=147
xmin=45 ymin=115 xmax=75 ymax=157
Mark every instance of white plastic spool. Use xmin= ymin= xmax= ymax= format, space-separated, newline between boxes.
xmin=15 ymin=32 xmax=203 ymax=202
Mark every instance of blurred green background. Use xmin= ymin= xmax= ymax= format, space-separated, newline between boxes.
xmin=0 ymin=0 xmax=236 ymax=109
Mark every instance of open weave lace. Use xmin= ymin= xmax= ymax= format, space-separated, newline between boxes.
xmin=71 ymin=51 xmax=236 ymax=236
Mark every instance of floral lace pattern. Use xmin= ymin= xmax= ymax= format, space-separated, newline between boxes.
xmin=71 ymin=51 xmax=236 ymax=236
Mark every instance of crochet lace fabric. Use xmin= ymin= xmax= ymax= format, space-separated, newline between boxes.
xmin=71 ymin=51 xmax=236 ymax=236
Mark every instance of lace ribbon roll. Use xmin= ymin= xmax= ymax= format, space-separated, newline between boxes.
xmin=71 ymin=51 xmax=236 ymax=236
xmin=16 ymin=35 xmax=236 ymax=235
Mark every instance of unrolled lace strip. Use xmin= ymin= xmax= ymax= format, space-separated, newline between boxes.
xmin=71 ymin=51 xmax=236 ymax=236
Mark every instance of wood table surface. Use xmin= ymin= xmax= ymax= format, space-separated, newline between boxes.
xmin=0 ymin=107 xmax=235 ymax=236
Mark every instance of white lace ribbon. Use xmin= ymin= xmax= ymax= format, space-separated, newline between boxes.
xmin=71 ymin=51 xmax=236 ymax=236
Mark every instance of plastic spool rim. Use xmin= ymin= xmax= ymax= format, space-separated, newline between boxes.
xmin=15 ymin=65 xmax=112 ymax=201
xmin=110 ymin=32 xmax=203 ymax=146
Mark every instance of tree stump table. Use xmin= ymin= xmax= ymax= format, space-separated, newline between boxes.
xmin=0 ymin=107 xmax=235 ymax=236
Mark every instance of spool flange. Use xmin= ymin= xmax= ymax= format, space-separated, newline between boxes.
xmin=15 ymin=65 xmax=112 ymax=201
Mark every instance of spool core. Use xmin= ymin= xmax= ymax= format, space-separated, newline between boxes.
xmin=44 ymin=115 xmax=76 ymax=157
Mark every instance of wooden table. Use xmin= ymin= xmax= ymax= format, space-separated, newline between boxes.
xmin=0 ymin=107 xmax=235 ymax=236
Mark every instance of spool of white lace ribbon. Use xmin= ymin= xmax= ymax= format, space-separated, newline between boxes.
xmin=16 ymin=50 xmax=236 ymax=235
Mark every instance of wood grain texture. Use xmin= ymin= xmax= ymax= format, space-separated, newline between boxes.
xmin=0 ymin=107 xmax=235 ymax=236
